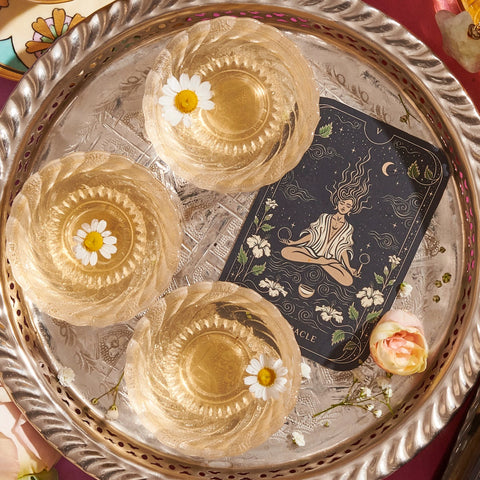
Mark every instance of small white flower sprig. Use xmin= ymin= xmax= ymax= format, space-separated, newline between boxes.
xmin=291 ymin=431 xmax=305 ymax=447
xmin=91 ymin=371 xmax=124 ymax=421
xmin=74 ymin=219 xmax=117 ymax=266
xmin=398 ymin=282 xmax=413 ymax=298
xmin=313 ymin=375 xmax=393 ymax=421
xmin=159 ymin=73 xmax=214 ymax=127
xmin=244 ymin=354 xmax=288 ymax=401
xmin=57 ymin=366 xmax=75 ymax=387
xmin=300 ymin=362 xmax=311 ymax=380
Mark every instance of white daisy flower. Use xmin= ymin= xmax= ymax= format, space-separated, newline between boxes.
xmin=398 ymin=282 xmax=413 ymax=298
xmin=159 ymin=73 xmax=214 ymax=128
xmin=259 ymin=278 xmax=287 ymax=297
xmin=246 ymin=235 xmax=271 ymax=258
xmin=356 ymin=287 xmax=384 ymax=308
xmin=292 ymin=431 xmax=305 ymax=446
xmin=73 ymin=219 xmax=117 ymax=267
xmin=244 ymin=354 xmax=288 ymax=401
xmin=57 ymin=366 xmax=75 ymax=387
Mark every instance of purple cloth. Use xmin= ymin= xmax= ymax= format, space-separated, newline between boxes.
xmin=0 ymin=77 xmax=16 ymax=109
xmin=56 ymin=458 xmax=93 ymax=479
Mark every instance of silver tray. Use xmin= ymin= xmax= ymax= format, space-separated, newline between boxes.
xmin=1 ymin=0 xmax=480 ymax=479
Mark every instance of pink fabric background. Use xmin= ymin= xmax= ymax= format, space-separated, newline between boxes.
xmin=1 ymin=0 xmax=478 ymax=478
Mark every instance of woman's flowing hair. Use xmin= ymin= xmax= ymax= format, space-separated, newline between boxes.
xmin=328 ymin=149 xmax=372 ymax=215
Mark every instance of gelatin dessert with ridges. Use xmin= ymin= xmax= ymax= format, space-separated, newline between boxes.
xmin=143 ymin=16 xmax=320 ymax=193
xmin=5 ymin=151 xmax=183 ymax=326
xmin=125 ymin=281 xmax=302 ymax=459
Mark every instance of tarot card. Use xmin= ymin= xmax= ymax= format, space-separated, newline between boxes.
xmin=220 ymin=97 xmax=450 ymax=370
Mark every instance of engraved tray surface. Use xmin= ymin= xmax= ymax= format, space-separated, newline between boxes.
xmin=1 ymin=0 xmax=480 ymax=479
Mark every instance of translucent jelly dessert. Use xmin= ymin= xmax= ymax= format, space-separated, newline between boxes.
xmin=143 ymin=16 xmax=320 ymax=193
xmin=5 ymin=151 xmax=182 ymax=326
xmin=125 ymin=281 xmax=301 ymax=458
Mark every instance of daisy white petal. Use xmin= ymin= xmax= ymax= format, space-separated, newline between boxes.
xmin=179 ymin=72 xmax=190 ymax=90
xmin=272 ymin=358 xmax=283 ymax=370
xmin=182 ymin=115 xmax=192 ymax=128
xmin=201 ymin=99 xmax=215 ymax=110
xmin=190 ymin=74 xmax=201 ymax=90
xmin=97 ymin=219 xmax=107 ymax=233
xmin=91 ymin=219 xmax=99 ymax=231
xmin=74 ymin=245 xmax=86 ymax=259
xmin=167 ymin=75 xmax=181 ymax=92
xmin=102 ymin=230 xmax=112 ymax=238
xmin=165 ymin=107 xmax=183 ymax=126
xmin=250 ymin=383 xmax=264 ymax=399
xmin=73 ymin=235 xmax=84 ymax=244
xmin=102 ymin=236 xmax=117 ymax=245
xmin=277 ymin=376 xmax=288 ymax=387
xmin=81 ymin=222 xmax=92 ymax=233
xmin=81 ymin=252 xmax=90 ymax=266
xmin=89 ymin=251 xmax=98 ymax=266
xmin=161 ymin=83 xmax=177 ymax=97
xmin=197 ymin=81 xmax=212 ymax=96
xmin=101 ymin=244 xmax=117 ymax=256
xmin=159 ymin=94 xmax=174 ymax=106
xmin=76 ymin=229 xmax=87 ymax=238
xmin=99 ymin=248 xmax=112 ymax=260
xmin=76 ymin=247 xmax=88 ymax=260
xmin=246 ymin=358 xmax=262 ymax=374
xmin=261 ymin=387 xmax=269 ymax=401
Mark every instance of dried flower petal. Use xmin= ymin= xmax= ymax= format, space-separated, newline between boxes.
xmin=300 ymin=362 xmax=311 ymax=380
xmin=398 ymin=282 xmax=413 ymax=298
xmin=106 ymin=404 xmax=119 ymax=421
xmin=292 ymin=431 xmax=305 ymax=446
xmin=57 ymin=366 xmax=75 ymax=387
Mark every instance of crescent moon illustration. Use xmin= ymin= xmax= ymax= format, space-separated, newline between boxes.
xmin=382 ymin=161 xmax=394 ymax=176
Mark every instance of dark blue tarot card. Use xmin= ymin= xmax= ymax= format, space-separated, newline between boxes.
xmin=219 ymin=97 xmax=450 ymax=371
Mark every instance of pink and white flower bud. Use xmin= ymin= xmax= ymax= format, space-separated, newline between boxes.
xmin=369 ymin=310 xmax=428 ymax=376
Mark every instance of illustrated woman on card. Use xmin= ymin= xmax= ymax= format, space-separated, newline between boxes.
xmin=280 ymin=154 xmax=372 ymax=287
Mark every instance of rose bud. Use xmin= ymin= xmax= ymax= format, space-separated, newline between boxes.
xmin=369 ymin=309 xmax=428 ymax=375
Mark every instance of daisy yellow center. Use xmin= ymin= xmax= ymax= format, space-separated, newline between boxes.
xmin=257 ymin=367 xmax=276 ymax=387
xmin=175 ymin=89 xmax=198 ymax=114
xmin=83 ymin=231 xmax=104 ymax=252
